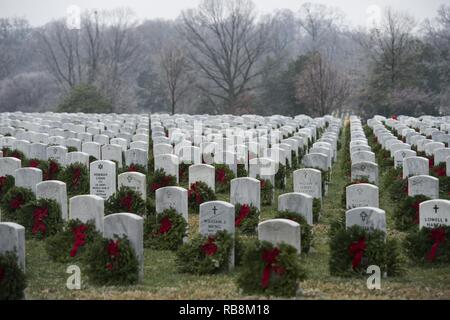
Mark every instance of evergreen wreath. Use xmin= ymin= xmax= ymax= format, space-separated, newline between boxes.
xmin=148 ymin=168 xmax=177 ymax=195
xmin=0 ymin=175 xmax=15 ymax=199
xmin=67 ymin=146 xmax=78 ymax=153
xmin=0 ymin=187 xmax=35 ymax=223
xmin=188 ymin=181 xmax=216 ymax=212
xmin=45 ymin=219 xmax=102 ymax=263
xmin=1 ymin=148 xmax=25 ymax=161
xmin=405 ymin=226 xmax=450 ymax=264
xmin=23 ymin=159 xmax=50 ymax=180
xmin=430 ymin=162 xmax=446 ymax=178
xmin=85 ymin=235 xmax=139 ymax=286
xmin=234 ymin=204 xmax=259 ymax=235
xmin=58 ymin=162 xmax=89 ymax=197
xmin=275 ymin=211 xmax=313 ymax=254
xmin=329 ymin=222 xmax=404 ymax=277
xmin=105 ymin=187 xmax=146 ymax=216
xmin=47 ymin=159 xmax=62 ymax=180
xmin=0 ymin=251 xmax=27 ymax=300
xmin=17 ymin=199 xmax=63 ymax=240
xmin=393 ymin=195 xmax=430 ymax=231
xmin=236 ymin=240 xmax=306 ymax=297
xmin=258 ymin=177 xmax=273 ymax=206
xmin=179 ymin=162 xmax=190 ymax=183
xmin=144 ymin=208 xmax=187 ymax=250
xmin=215 ymin=164 xmax=235 ymax=193
xmin=119 ymin=164 xmax=147 ymax=175
xmin=175 ymin=230 xmax=233 ymax=275
xmin=275 ymin=163 xmax=286 ymax=189
xmin=387 ymin=176 xmax=408 ymax=203
xmin=237 ymin=164 xmax=248 ymax=178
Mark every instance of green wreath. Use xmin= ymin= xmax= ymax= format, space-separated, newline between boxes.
xmin=236 ymin=240 xmax=306 ymax=297
xmin=0 ymin=187 xmax=35 ymax=223
xmin=118 ymin=164 xmax=147 ymax=175
xmin=329 ymin=222 xmax=404 ymax=277
xmin=58 ymin=163 xmax=89 ymax=197
xmin=0 ymin=252 xmax=27 ymax=300
xmin=67 ymin=146 xmax=78 ymax=153
xmin=188 ymin=181 xmax=216 ymax=213
xmin=393 ymin=195 xmax=430 ymax=231
xmin=235 ymin=204 xmax=259 ymax=235
xmin=215 ymin=164 xmax=235 ymax=193
xmin=17 ymin=199 xmax=63 ymax=240
xmin=258 ymin=177 xmax=273 ymax=206
xmin=0 ymin=175 xmax=15 ymax=199
xmin=45 ymin=219 xmax=103 ymax=263
xmin=237 ymin=164 xmax=248 ymax=178
xmin=144 ymin=208 xmax=187 ymax=250
xmin=46 ymin=159 xmax=62 ymax=180
xmin=105 ymin=187 xmax=146 ymax=216
xmin=179 ymin=162 xmax=190 ymax=183
xmin=175 ymin=230 xmax=233 ymax=275
xmin=1 ymin=148 xmax=26 ymax=161
xmin=23 ymin=159 xmax=49 ymax=180
xmin=405 ymin=226 xmax=450 ymax=264
xmin=148 ymin=168 xmax=177 ymax=195
xmin=387 ymin=177 xmax=408 ymax=203
xmin=275 ymin=211 xmax=313 ymax=254
xmin=85 ymin=235 xmax=139 ymax=286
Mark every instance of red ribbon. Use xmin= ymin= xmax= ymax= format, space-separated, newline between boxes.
xmin=348 ymin=238 xmax=367 ymax=269
xmin=70 ymin=225 xmax=88 ymax=257
xmin=32 ymin=207 xmax=49 ymax=236
xmin=201 ymin=237 xmax=218 ymax=256
xmin=72 ymin=168 xmax=81 ymax=187
xmin=429 ymin=157 xmax=434 ymax=169
xmin=49 ymin=161 xmax=59 ymax=179
xmin=189 ymin=183 xmax=204 ymax=205
xmin=11 ymin=151 xmax=22 ymax=160
xmin=159 ymin=216 xmax=172 ymax=234
xmin=0 ymin=267 xmax=5 ymax=282
xmin=260 ymin=180 xmax=266 ymax=189
xmin=128 ymin=164 xmax=137 ymax=172
xmin=106 ymin=240 xmax=120 ymax=271
xmin=216 ymin=169 xmax=226 ymax=184
xmin=29 ymin=159 xmax=40 ymax=168
xmin=120 ymin=193 xmax=133 ymax=212
xmin=235 ymin=204 xmax=251 ymax=227
xmin=10 ymin=196 xmax=24 ymax=210
xmin=426 ymin=228 xmax=446 ymax=262
xmin=150 ymin=183 xmax=161 ymax=192
xmin=261 ymin=248 xmax=285 ymax=289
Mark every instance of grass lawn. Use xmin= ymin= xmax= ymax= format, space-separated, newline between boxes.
xmin=23 ymin=124 xmax=450 ymax=300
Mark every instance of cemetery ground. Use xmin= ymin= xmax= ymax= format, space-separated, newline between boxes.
xmin=22 ymin=125 xmax=450 ymax=300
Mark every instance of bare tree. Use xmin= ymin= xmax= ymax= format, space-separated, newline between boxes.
xmin=179 ymin=0 xmax=271 ymax=113
xmin=296 ymin=52 xmax=350 ymax=116
xmin=160 ymin=43 xmax=191 ymax=114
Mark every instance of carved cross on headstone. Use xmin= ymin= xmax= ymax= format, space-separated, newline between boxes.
xmin=212 ymin=206 xmax=218 ymax=215
xmin=433 ymin=205 xmax=439 ymax=214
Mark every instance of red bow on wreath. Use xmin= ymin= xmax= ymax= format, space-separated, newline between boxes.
xmin=235 ymin=204 xmax=251 ymax=227
xmin=120 ymin=193 xmax=133 ymax=212
xmin=261 ymin=248 xmax=285 ymax=289
xmin=49 ymin=161 xmax=59 ymax=177
xmin=32 ymin=207 xmax=49 ymax=236
xmin=70 ymin=225 xmax=88 ymax=257
xmin=106 ymin=240 xmax=120 ymax=271
xmin=201 ymin=236 xmax=218 ymax=256
xmin=0 ymin=267 xmax=5 ymax=282
xmin=216 ymin=169 xmax=226 ymax=184
xmin=348 ymin=238 xmax=367 ymax=270
xmin=260 ymin=180 xmax=266 ymax=189
xmin=29 ymin=159 xmax=40 ymax=168
xmin=433 ymin=166 xmax=446 ymax=177
xmin=159 ymin=216 xmax=172 ymax=234
xmin=426 ymin=228 xmax=446 ymax=262
xmin=128 ymin=164 xmax=137 ymax=172
xmin=10 ymin=196 xmax=24 ymax=210
xmin=72 ymin=168 xmax=81 ymax=187
xmin=428 ymin=158 xmax=434 ymax=169
xmin=189 ymin=184 xmax=203 ymax=204
xmin=11 ymin=151 xmax=22 ymax=160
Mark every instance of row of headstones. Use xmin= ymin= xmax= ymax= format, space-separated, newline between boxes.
xmin=367 ymin=116 xmax=450 ymax=229
xmin=347 ymin=117 xmax=379 ymax=209
xmin=368 ymin=117 xmax=441 ymax=199
xmin=0 ymin=136 xmax=149 ymax=169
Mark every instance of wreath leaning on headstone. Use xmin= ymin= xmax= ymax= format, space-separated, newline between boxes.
xmin=237 ymin=164 xmax=248 ymax=178
xmin=0 ymin=187 xmax=35 ymax=223
xmin=148 ymin=168 xmax=177 ymax=195
xmin=236 ymin=240 xmax=306 ymax=297
xmin=1 ymin=148 xmax=25 ymax=161
xmin=393 ymin=195 xmax=430 ymax=231
xmin=258 ymin=177 xmax=273 ymax=206
xmin=329 ymin=221 xmax=404 ymax=277
xmin=188 ymin=181 xmax=216 ymax=213
xmin=215 ymin=164 xmax=235 ymax=194
xmin=105 ymin=187 xmax=146 ymax=216
xmin=405 ymin=226 xmax=450 ymax=264
xmin=144 ymin=208 xmax=187 ymax=251
xmin=45 ymin=219 xmax=102 ymax=263
xmin=0 ymin=175 xmax=15 ymax=199
xmin=234 ymin=204 xmax=259 ymax=235
xmin=85 ymin=235 xmax=139 ymax=286
xmin=175 ymin=230 xmax=233 ymax=275
xmin=23 ymin=159 xmax=50 ymax=180
xmin=58 ymin=163 xmax=89 ymax=197
xmin=119 ymin=163 xmax=147 ymax=175
xmin=275 ymin=211 xmax=313 ymax=254
xmin=17 ymin=198 xmax=63 ymax=240
xmin=0 ymin=251 xmax=27 ymax=300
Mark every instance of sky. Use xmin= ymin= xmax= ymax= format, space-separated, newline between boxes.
xmin=0 ymin=0 xmax=446 ymax=27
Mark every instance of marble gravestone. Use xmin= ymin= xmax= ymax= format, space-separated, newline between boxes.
xmin=0 ymin=222 xmax=26 ymax=271
xmin=118 ymin=172 xmax=147 ymax=201
xmin=189 ymin=164 xmax=215 ymax=191
xmin=293 ymin=168 xmax=322 ymax=200
xmin=345 ymin=207 xmax=386 ymax=233
xmin=14 ymin=167 xmax=42 ymax=194
xmin=346 ymin=183 xmax=379 ymax=209
xmin=154 ymin=154 xmax=179 ymax=183
xmin=90 ymin=160 xmax=117 ymax=200
xmin=155 ymin=186 xmax=188 ymax=222
xmin=351 ymin=161 xmax=378 ymax=185
xmin=258 ymin=219 xmax=301 ymax=254
xmin=403 ymin=157 xmax=429 ymax=179
xmin=419 ymin=200 xmax=450 ymax=229
xmin=230 ymin=177 xmax=261 ymax=210
xmin=278 ymin=192 xmax=314 ymax=225
xmin=0 ymin=157 xmax=21 ymax=177
xmin=408 ymin=175 xmax=439 ymax=199
xmin=36 ymin=180 xmax=68 ymax=220
xmin=69 ymin=195 xmax=104 ymax=232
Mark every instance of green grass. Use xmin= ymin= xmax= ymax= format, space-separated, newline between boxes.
xmin=22 ymin=123 xmax=450 ymax=299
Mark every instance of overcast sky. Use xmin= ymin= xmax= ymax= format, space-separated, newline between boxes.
xmin=0 ymin=0 xmax=445 ymax=27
